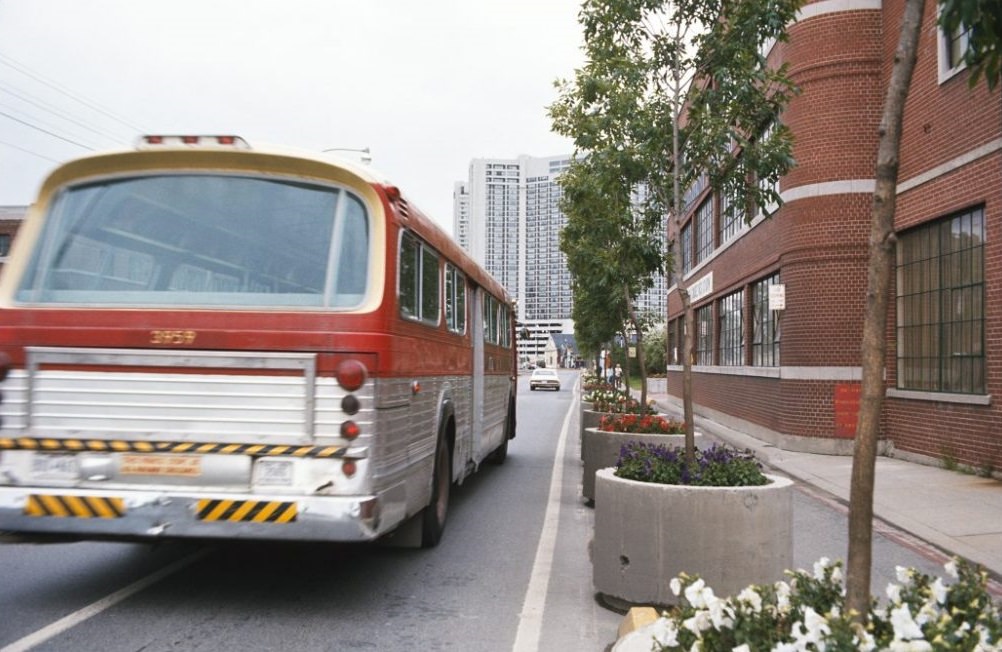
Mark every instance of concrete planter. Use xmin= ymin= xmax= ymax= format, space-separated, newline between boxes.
xmin=581 ymin=427 xmax=700 ymax=503
xmin=579 ymin=408 xmax=612 ymax=461
xmin=592 ymin=469 xmax=793 ymax=608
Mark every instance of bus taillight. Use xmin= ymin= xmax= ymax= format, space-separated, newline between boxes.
xmin=340 ymin=421 xmax=360 ymax=440
xmin=336 ymin=359 xmax=367 ymax=392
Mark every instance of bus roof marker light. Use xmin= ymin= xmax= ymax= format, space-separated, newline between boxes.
xmin=136 ymin=135 xmax=250 ymax=149
xmin=335 ymin=360 xmax=367 ymax=392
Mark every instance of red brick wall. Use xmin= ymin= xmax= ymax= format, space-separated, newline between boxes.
xmin=665 ymin=0 xmax=1002 ymax=467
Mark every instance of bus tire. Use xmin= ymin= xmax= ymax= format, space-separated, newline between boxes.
xmin=420 ymin=433 xmax=451 ymax=548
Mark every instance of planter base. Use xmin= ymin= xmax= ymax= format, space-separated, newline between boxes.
xmin=592 ymin=469 xmax=793 ymax=606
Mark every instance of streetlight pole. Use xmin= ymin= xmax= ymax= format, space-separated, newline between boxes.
xmin=321 ymin=146 xmax=371 ymax=164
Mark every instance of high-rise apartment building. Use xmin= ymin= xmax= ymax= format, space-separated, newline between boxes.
xmin=455 ymin=155 xmax=668 ymax=366
xmin=455 ymin=155 xmax=573 ymax=364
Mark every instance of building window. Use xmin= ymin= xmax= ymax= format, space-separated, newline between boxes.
xmin=719 ymin=291 xmax=744 ymax=366
xmin=680 ymin=222 xmax=692 ymax=274
xmin=897 ymin=207 xmax=984 ymax=394
xmin=695 ymin=198 xmax=713 ymax=264
xmin=695 ymin=304 xmax=713 ymax=365
xmin=751 ymin=273 xmax=780 ymax=366
xmin=757 ymin=122 xmax=779 ymax=216
xmin=0 ymin=234 xmax=10 ymax=257
xmin=667 ymin=318 xmax=678 ymax=365
xmin=719 ymin=187 xmax=744 ymax=245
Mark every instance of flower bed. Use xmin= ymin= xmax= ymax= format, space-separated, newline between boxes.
xmin=599 ymin=413 xmax=684 ymax=434
xmin=614 ymin=558 xmax=1001 ymax=651
xmin=616 ymin=441 xmax=768 ymax=487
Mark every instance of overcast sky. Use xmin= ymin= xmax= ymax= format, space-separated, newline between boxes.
xmin=0 ymin=0 xmax=584 ymax=232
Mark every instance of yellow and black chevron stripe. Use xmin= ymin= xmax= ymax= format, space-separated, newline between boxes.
xmin=24 ymin=494 xmax=126 ymax=518
xmin=195 ymin=499 xmax=297 ymax=523
xmin=0 ymin=437 xmax=346 ymax=459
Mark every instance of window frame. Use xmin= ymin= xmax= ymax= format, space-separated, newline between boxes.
xmin=718 ymin=290 xmax=744 ymax=366
xmin=695 ymin=304 xmax=713 ymax=365
xmin=399 ymin=230 xmax=441 ymax=326
xmin=896 ymin=206 xmax=985 ymax=395
xmin=751 ymin=273 xmax=780 ymax=367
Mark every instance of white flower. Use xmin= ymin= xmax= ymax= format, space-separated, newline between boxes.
xmin=887 ymin=582 xmax=903 ymax=604
xmin=813 ymin=557 xmax=831 ymax=580
xmin=670 ymin=577 xmax=682 ymax=597
xmin=733 ymin=645 xmax=751 ymax=652
xmin=896 ymin=566 xmax=913 ymax=585
xmin=830 ymin=565 xmax=843 ymax=584
xmin=683 ymin=609 xmax=713 ymax=634
xmin=929 ymin=577 xmax=949 ymax=605
xmin=684 ymin=578 xmax=716 ymax=609
xmin=790 ymin=606 xmax=831 ymax=648
xmin=775 ymin=581 xmax=792 ymax=612
xmin=944 ymin=559 xmax=959 ymax=579
xmin=707 ymin=597 xmax=735 ymax=630
xmin=650 ymin=617 xmax=680 ymax=647
xmin=890 ymin=604 xmax=925 ymax=641
xmin=771 ymin=643 xmax=800 ymax=652
xmin=737 ymin=586 xmax=763 ymax=613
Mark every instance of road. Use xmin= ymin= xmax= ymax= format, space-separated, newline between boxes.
xmin=0 ymin=368 xmax=950 ymax=651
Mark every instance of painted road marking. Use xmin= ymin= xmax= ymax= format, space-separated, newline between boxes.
xmin=0 ymin=548 xmax=211 ymax=652
xmin=512 ymin=378 xmax=576 ymax=652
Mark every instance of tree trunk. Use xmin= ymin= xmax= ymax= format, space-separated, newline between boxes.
xmin=625 ymin=286 xmax=648 ymax=410
xmin=845 ymin=0 xmax=925 ymax=622
xmin=680 ymin=288 xmax=695 ymax=465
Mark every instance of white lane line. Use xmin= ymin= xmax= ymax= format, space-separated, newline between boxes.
xmin=512 ymin=380 xmax=577 ymax=652
xmin=1 ymin=547 xmax=211 ymax=652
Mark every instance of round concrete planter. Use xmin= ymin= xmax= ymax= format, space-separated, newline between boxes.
xmin=592 ymin=469 xmax=793 ymax=608
xmin=581 ymin=427 xmax=700 ymax=503
xmin=579 ymin=408 xmax=612 ymax=460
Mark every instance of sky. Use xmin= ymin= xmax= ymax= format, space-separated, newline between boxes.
xmin=0 ymin=0 xmax=585 ymax=233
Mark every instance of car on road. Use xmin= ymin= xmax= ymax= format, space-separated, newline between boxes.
xmin=529 ymin=368 xmax=560 ymax=391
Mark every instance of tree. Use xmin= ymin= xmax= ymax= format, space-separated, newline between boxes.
xmin=846 ymin=0 xmax=1000 ymax=621
xmin=551 ymin=0 xmax=801 ymax=462
xmin=555 ymin=151 xmax=661 ymax=406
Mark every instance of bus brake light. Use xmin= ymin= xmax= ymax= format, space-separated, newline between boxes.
xmin=336 ymin=360 xmax=367 ymax=392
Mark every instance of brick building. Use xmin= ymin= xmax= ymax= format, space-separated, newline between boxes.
xmin=665 ymin=0 xmax=1001 ymax=471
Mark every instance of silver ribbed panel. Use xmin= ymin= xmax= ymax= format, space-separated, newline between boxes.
xmin=0 ymin=347 xmax=373 ymax=443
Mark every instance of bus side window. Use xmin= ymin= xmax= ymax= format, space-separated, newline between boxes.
xmin=399 ymin=232 xmax=420 ymax=318
xmin=399 ymin=231 xmax=440 ymax=326
xmin=445 ymin=264 xmax=466 ymax=334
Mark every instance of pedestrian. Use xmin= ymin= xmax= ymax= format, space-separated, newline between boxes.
xmin=614 ymin=363 xmax=623 ymax=388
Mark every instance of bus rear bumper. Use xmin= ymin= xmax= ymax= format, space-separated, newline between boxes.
xmin=0 ymin=486 xmax=390 ymax=544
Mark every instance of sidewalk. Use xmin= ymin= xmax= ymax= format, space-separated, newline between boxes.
xmin=646 ymin=392 xmax=1002 ymax=586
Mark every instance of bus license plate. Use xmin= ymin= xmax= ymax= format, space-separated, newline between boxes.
xmin=120 ymin=454 xmax=201 ymax=477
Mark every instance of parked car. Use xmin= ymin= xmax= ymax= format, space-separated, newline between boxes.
xmin=529 ymin=368 xmax=561 ymax=391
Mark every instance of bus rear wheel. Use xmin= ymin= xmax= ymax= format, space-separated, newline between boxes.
xmin=420 ymin=435 xmax=451 ymax=548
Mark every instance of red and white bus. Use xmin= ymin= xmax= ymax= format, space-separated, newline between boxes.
xmin=0 ymin=135 xmax=517 ymax=548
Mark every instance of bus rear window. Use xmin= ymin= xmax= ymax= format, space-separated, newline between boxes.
xmin=16 ymin=174 xmax=370 ymax=308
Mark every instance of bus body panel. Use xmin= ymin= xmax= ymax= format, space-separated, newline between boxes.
xmin=0 ymin=139 xmax=516 ymax=544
